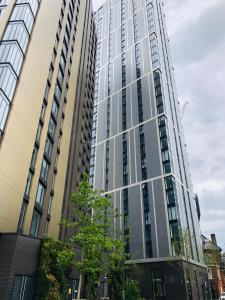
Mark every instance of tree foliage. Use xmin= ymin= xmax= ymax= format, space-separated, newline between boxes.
xmin=62 ymin=174 xmax=126 ymax=300
xmin=125 ymin=280 xmax=142 ymax=300
xmin=34 ymin=237 xmax=74 ymax=300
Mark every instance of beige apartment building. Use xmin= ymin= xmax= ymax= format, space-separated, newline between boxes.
xmin=0 ymin=0 xmax=96 ymax=298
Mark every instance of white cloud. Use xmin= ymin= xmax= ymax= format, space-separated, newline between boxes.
xmin=165 ymin=0 xmax=225 ymax=250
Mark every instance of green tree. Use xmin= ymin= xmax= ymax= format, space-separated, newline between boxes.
xmin=125 ymin=279 xmax=142 ymax=300
xmin=171 ymin=228 xmax=195 ymax=297
xmin=34 ymin=237 xmax=74 ymax=300
xmin=62 ymin=175 xmax=126 ymax=300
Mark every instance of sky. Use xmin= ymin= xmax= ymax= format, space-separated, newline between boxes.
xmin=92 ymin=0 xmax=225 ymax=250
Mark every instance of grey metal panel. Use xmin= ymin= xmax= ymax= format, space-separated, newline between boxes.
xmin=148 ymin=73 xmax=156 ymax=117
xmin=108 ymin=138 xmax=115 ymax=191
xmin=134 ymin=127 xmax=142 ymax=182
xmin=99 ymin=66 xmax=106 ymax=101
xmin=129 ymin=129 xmax=136 ymax=184
xmin=147 ymin=181 xmax=158 ymax=258
xmin=153 ymin=179 xmax=171 ymax=257
xmin=127 ymin=18 xmax=134 ymax=48
xmin=111 ymin=93 xmax=119 ymax=136
xmin=103 ymin=13 xmax=109 ymax=39
xmin=114 ymin=134 xmax=123 ymax=189
xmin=113 ymin=56 xmax=122 ymax=93
xmin=95 ymin=143 xmax=104 ymax=190
xmin=131 ymin=81 xmax=139 ymax=127
xmin=97 ymin=100 xmax=107 ymax=143
xmin=126 ymin=86 xmax=132 ymax=130
xmin=142 ymin=37 xmax=151 ymax=75
xmin=125 ymin=48 xmax=133 ymax=86
xmin=101 ymin=38 xmax=108 ymax=66
xmin=144 ymin=119 xmax=162 ymax=179
xmin=137 ymin=10 xmax=145 ymax=42
xmin=128 ymin=185 xmax=144 ymax=259
xmin=111 ymin=30 xmax=117 ymax=59
xmin=142 ymin=75 xmax=152 ymax=121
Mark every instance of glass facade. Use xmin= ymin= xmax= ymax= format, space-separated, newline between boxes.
xmin=92 ymin=0 xmax=203 ymax=265
xmin=0 ymin=0 xmax=40 ymax=137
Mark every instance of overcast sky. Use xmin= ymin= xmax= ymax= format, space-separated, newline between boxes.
xmin=92 ymin=0 xmax=225 ymax=250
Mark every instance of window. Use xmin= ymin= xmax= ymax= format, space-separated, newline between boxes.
xmin=121 ymin=0 xmax=126 ymax=23
xmin=25 ymin=171 xmax=33 ymax=197
xmin=121 ymin=24 xmax=126 ymax=51
xmin=0 ymin=41 xmax=23 ymax=75
xmin=108 ymin=63 xmax=112 ymax=95
xmin=48 ymin=117 xmax=56 ymax=137
xmin=40 ymin=159 xmax=49 ymax=181
xmin=36 ymin=122 xmax=42 ymax=143
xmin=135 ymin=43 xmax=141 ymax=78
xmin=11 ymin=275 xmax=35 ymax=300
xmin=0 ymin=65 xmax=17 ymax=100
xmin=133 ymin=14 xmax=138 ymax=43
xmin=31 ymin=146 xmax=38 ymax=168
xmin=152 ymin=269 xmax=166 ymax=297
xmin=40 ymin=103 xmax=46 ymax=120
xmin=122 ymin=53 xmax=126 ymax=87
xmin=146 ymin=3 xmax=155 ymax=33
xmin=44 ymin=137 xmax=53 ymax=159
xmin=51 ymin=99 xmax=59 ymax=118
xmin=0 ymin=1 xmax=7 ymax=20
xmin=48 ymin=195 xmax=53 ymax=215
xmin=35 ymin=182 xmax=45 ymax=207
xmin=16 ymin=0 xmax=39 ymax=15
xmin=0 ymin=91 xmax=10 ymax=132
xmin=168 ymin=206 xmax=178 ymax=221
xmin=150 ymin=34 xmax=159 ymax=69
xmin=51 ymin=173 xmax=56 ymax=190
xmin=54 ymin=83 xmax=61 ymax=103
xmin=44 ymin=220 xmax=49 ymax=235
xmin=17 ymin=201 xmax=27 ymax=231
xmin=30 ymin=210 xmax=41 ymax=237
xmin=11 ymin=5 xmax=34 ymax=33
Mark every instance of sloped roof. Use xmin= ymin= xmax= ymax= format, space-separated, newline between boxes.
xmin=201 ymin=234 xmax=222 ymax=252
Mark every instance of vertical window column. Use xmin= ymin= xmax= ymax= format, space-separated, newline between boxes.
xmin=142 ymin=183 xmax=152 ymax=258
xmin=106 ymin=98 xmax=110 ymax=138
xmin=108 ymin=33 xmax=112 ymax=61
xmin=135 ymin=43 xmax=141 ymax=79
xmin=150 ymin=33 xmax=160 ymax=69
xmin=108 ymin=62 xmax=112 ymax=96
xmin=123 ymin=188 xmax=129 ymax=255
xmin=154 ymin=70 xmax=164 ymax=114
xmin=0 ymin=0 xmax=8 ymax=20
xmin=158 ymin=115 xmax=172 ymax=174
xmin=121 ymin=23 xmax=126 ymax=52
xmin=133 ymin=14 xmax=138 ymax=43
xmin=137 ymin=79 xmax=143 ymax=123
xmin=121 ymin=0 xmax=125 ymax=23
xmin=123 ymin=132 xmax=128 ymax=186
xmin=121 ymin=52 xmax=126 ymax=87
xmin=164 ymin=176 xmax=181 ymax=255
xmin=146 ymin=2 xmax=155 ymax=33
xmin=105 ymin=140 xmax=109 ymax=191
xmin=139 ymin=125 xmax=147 ymax=180
xmin=122 ymin=88 xmax=126 ymax=131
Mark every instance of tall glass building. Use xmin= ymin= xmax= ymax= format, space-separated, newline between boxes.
xmin=91 ymin=0 xmax=211 ymax=299
xmin=0 ymin=0 xmax=96 ymax=298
